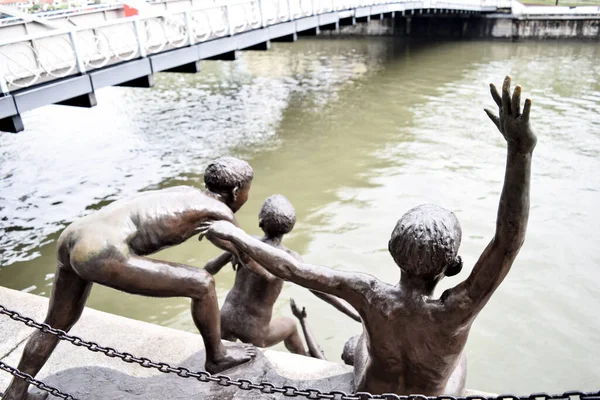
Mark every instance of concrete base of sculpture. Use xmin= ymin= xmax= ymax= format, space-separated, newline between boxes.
xmin=0 ymin=287 xmax=493 ymax=399
xmin=24 ymin=351 xmax=355 ymax=399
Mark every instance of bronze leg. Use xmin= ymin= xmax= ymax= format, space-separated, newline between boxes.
xmin=71 ymin=253 xmax=255 ymax=373
xmin=264 ymin=316 xmax=306 ymax=355
xmin=3 ymin=265 xmax=92 ymax=400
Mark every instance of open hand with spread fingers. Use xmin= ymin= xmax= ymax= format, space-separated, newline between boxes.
xmin=484 ymin=75 xmax=537 ymax=154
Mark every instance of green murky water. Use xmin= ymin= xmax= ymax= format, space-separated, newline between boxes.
xmin=1 ymin=37 xmax=599 ymax=393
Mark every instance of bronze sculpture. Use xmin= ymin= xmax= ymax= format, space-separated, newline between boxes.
xmin=204 ymin=194 xmax=359 ymax=357
xmin=290 ymin=298 xmax=326 ymax=360
xmin=3 ymin=157 xmax=258 ymax=400
xmin=199 ymin=76 xmax=537 ymax=396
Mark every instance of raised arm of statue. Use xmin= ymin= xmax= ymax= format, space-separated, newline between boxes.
xmin=444 ymin=76 xmax=537 ymax=322
xmin=199 ymin=221 xmax=376 ymax=312
xmin=290 ymin=298 xmax=326 ymax=360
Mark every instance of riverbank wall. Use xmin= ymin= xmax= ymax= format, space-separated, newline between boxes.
xmin=321 ymin=6 xmax=600 ymax=39
xmin=0 ymin=286 xmax=494 ymax=399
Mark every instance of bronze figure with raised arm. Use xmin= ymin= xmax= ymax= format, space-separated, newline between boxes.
xmin=4 ymin=157 xmax=258 ymax=400
xmin=203 ymin=194 xmax=359 ymax=358
xmin=199 ymin=77 xmax=537 ymax=396
xmin=289 ymin=299 xmax=326 ymax=360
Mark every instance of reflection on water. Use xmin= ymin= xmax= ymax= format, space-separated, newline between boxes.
xmin=1 ymin=38 xmax=599 ymax=394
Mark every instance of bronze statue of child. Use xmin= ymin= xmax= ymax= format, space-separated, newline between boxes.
xmin=204 ymin=194 xmax=360 ymax=358
xmin=4 ymin=157 xmax=258 ymax=400
xmin=199 ymin=77 xmax=537 ymax=396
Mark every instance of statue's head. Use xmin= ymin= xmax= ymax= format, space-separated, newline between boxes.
xmin=259 ymin=195 xmax=296 ymax=238
xmin=388 ymin=204 xmax=463 ymax=280
xmin=204 ymin=157 xmax=254 ymax=212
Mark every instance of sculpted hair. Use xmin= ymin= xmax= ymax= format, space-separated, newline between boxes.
xmin=388 ymin=204 xmax=462 ymax=278
xmin=204 ymin=157 xmax=254 ymax=195
xmin=259 ymin=195 xmax=296 ymax=237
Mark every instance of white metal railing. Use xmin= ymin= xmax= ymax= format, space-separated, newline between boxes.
xmin=0 ymin=3 xmax=123 ymax=27
xmin=0 ymin=0 xmax=508 ymax=94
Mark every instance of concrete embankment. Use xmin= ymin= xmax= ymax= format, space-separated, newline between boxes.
xmin=0 ymin=287 xmax=494 ymax=399
xmin=321 ymin=5 xmax=600 ymax=39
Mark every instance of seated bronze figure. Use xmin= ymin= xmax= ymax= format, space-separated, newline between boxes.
xmin=199 ymin=76 xmax=537 ymax=396
xmin=204 ymin=194 xmax=359 ymax=357
xmin=4 ymin=157 xmax=258 ymax=400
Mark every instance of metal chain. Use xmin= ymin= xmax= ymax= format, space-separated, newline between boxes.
xmin=0 ymin=360 xmax=77 ymax=400
xmin=2 ymin=305 xmax=600 ymax=400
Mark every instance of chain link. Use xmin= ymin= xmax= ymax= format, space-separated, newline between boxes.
xmin=1 ymin=305 xmax=600 ymax=400
xmin=0 ymin=360 xmax=77 ymax=400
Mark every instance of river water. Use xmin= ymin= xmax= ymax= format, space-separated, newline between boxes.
xmin=1 ymin=37 xmax=599 ymax=394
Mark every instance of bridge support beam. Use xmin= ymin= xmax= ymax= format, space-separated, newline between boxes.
xmin=241 ymin=40 xmax=271 ymax=51
xmin=339 ymin=16 xmax=356 ymax=26
xmin=320 ymin=21 xmax=339 ymax=31
xmin=56 ymin=92 xmax=97 ymax=108
xmin=206 ymin=50 xmax=238 ymax=61
xmin=371 ymin=13 xmax=384 ymax=20
xmin=298 ymin=26 xmax=320 ymax=36
xmin=164 ymin=60 xmax=201 ymax=73
xmin=117 ymin=75 xmax=154 ymax=88
xmin=271 ymin=33 xmax=297 ymax=42
xmin=0 ymin=114 xmax=24 ymax=133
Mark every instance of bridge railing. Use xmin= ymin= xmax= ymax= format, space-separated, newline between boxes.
xmin=0 ymin=0 xmax=504 ymax=94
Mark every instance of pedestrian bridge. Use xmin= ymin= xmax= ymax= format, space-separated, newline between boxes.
xmin=0 ymin=0 xmax=512 ymax=133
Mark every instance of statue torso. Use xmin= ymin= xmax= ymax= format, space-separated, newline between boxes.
xmin=59 ymin=186 xmax=231 ymax=257
xmin=355 ymin=281 xmax=469 ymax=395
xmin=220 ymin=237 xmax=286 ymax=340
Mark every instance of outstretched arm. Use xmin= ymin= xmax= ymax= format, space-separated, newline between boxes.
xmin=203 ymin=252 xmax=233 ymax=275
xmin=199 ymin=222 xmax=376 ymax=312
xmin=199 ymin=203 xmax=245 ymax=259
xmin=284 ymin=249 xmax=361 ymax=322
xmin=238 ymin=257 xmax=279 ymax=281
xmin=445 ymin=76 xmax=537 ymax=322
xmin=309 ymin=291 xmax=361 ymax=322
xmin=205 ymin=235 xmax=279 ymax=281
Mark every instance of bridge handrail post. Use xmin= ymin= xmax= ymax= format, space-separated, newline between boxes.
xmin=0 ymin=74 xmax=9 ymax=95
xmin=226 ymin=4 xmax=234 ymax=35
xmin=68 ymin=30 xmax=87 ymax=74
xmin=133 ymin=19 xmax=147 ymax=58
xmin=184 ymin=10 xmax=195 ymax=45
xmin=287 ymin=0 xmax=292 ymax=20
xmin=258 ymin=0 xmax=266 ymax=27
xmin=311 ymin=0 xmax=315 ymax=15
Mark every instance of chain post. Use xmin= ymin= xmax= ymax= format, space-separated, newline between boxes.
xmin=133 ymin=18 xmax=147 ymax=58
xmin=68 ymin=30 xmax=86 ymax=74
xmin=184 ymin=10 xmax=195 ymax=45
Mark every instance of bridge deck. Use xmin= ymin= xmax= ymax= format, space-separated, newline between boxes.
xmin=3 ymin=0 xmax=592 ymax=133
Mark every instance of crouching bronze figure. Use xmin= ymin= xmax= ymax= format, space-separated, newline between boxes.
xmin=4 ymin=157 xmax=258 ymax=400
